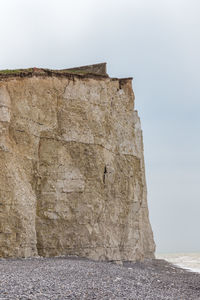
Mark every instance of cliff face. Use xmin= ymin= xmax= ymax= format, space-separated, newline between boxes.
xmin=0 ymin=64 xmax=155 ymax=260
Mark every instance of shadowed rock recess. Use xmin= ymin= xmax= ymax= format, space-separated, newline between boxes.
xmin=0 ymin=63 xmax=155 ymax=261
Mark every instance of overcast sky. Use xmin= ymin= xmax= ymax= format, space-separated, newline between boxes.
xmin=0 ymin=0 xmax=199 ymax=253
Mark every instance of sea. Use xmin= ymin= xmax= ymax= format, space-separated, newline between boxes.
xmin=156 ymin=253 xmax=200 ymax=274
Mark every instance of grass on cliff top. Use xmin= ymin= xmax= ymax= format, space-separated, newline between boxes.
xmin=0 ymin=68 xmax=90 ymax=75
xmin=0 ymin=68 xmax=33 ymax=74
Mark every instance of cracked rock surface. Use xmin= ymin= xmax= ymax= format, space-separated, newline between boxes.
xmin=0 ymin=73 xmax=155 ymax=260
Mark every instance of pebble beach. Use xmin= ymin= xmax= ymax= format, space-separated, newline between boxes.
xmin=0 ymin=257 xmax=200 ymax=300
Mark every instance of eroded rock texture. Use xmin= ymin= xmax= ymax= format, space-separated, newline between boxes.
xmin=0 ymin=66 xmax=155 ymax=260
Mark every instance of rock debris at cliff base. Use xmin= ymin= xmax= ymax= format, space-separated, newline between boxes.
xmin=0 ymin=257 xmax=200 ymax=300
xmin=0 ymin=64 xmax=155 ymax=260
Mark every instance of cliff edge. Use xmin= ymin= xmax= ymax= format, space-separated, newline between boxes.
xmin=0 ymin=63 xmax=155 ymax=260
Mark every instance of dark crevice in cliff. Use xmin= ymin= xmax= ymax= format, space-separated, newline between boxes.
xmin=103 ymin=165 xmax=107 ymax=184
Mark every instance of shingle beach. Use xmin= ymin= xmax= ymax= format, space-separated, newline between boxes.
xmin=0 ymin=257 xmax=200 ymax=300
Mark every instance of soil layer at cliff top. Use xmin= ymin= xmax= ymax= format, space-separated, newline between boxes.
xmin=0 ymin=63 xmax=111 ymax=80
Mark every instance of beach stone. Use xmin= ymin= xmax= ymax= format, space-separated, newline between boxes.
xmin=0 ymin=66 xmax=155 ymax=261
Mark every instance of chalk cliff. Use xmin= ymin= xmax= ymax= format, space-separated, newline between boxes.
xmin=0 ymin=63 xmax=155 ymax=260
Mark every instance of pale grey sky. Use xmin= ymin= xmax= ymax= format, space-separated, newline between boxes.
xmin=0 ymin=0 xmax=200 ymax=253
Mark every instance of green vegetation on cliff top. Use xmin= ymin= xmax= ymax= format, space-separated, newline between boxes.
xmin=0 ymin=68 xmax=34 ymax=74
xmin=0 ymin=68 xmax=94 ymax=75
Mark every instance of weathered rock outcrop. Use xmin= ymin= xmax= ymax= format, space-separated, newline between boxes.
xmin=0 ymin=63 xmax=155 ymax=260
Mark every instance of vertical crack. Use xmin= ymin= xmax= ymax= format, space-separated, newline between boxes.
xmin=103 ymin=165 xmax=107 ymax=184
xmin=34 ymin=135 xmax=42 ymax=256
